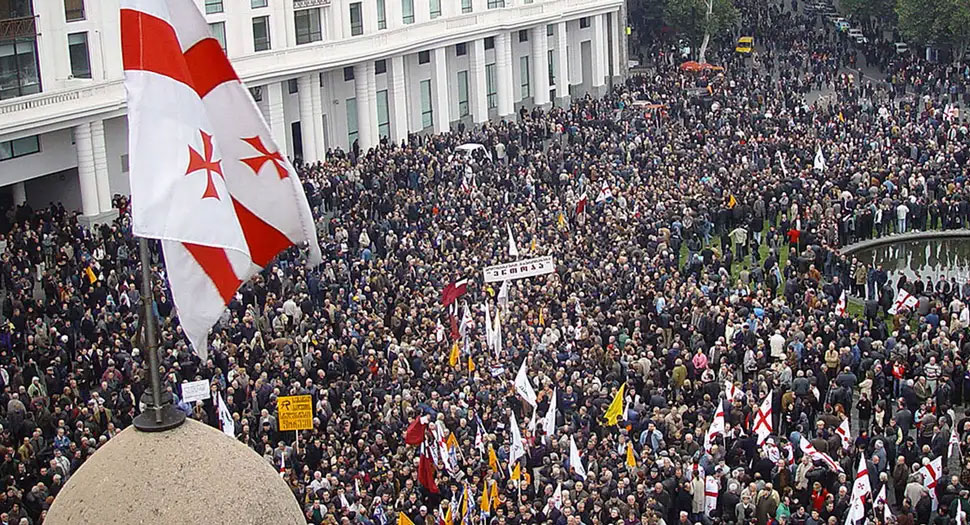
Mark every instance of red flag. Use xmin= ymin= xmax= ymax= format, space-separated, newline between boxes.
xmin=441 ymin=279 xmax=468 ymax=307
xmin=121 ymin=0 xmax=320 ymax=359
xmin=449 ymin=314 xmax=459 ymax=341
xmin=405 ymin=416 xmax=428 ymax=446
xmin=418 ymin=453 xmax=440 ymax=493
xmin=575 ymin=195 xmax=588 ymax=215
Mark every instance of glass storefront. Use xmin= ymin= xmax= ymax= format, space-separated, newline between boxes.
xmin=0 ymin=0 xmax=41 ymax=100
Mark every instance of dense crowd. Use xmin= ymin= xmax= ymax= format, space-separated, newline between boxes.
xmin=3 ymin=2 xmax=970 ymax=525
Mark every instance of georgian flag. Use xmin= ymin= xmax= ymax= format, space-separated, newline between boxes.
xmin=888 ymin=288 xmax=918 ymax=315
xmin=836 ymin=418 xmax=852 ymax=449
xmin=121 ymin=0 xmax=320 ymax=359
xmin=845 ymin=455 xmax=871 ymax=525
xmin=704 ymin=400 xmax=726 ymax=452
xmin=799 ymin=436 xmax=843 ymax=472
xmin=919 ymin=456 xmax=943 ymax=510
xmin=704 ymin=476 xmax=719 ymax=516
xmin=216 ymin=391 xmax=234 ymax=438
xmin=835 ymin=290 xmax=847 ymax=317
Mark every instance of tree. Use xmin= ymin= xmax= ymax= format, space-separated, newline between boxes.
xmin=663 ymin=0 xmax=738 ymax=64
xmin=841 ymin=0 xmax=894 ymax=21
xmin=896 ymin=0 xmax=970 ymax=62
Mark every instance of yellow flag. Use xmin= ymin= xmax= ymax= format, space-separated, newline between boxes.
xmin=447 ymin=432 xmax=459 ymax=449
xmin=626 ymin=442 xmax=637 ymax=468
xmin=398 ymin=512 xmax=415 ymax=525
xmin=838 ymin=111 xmax=845 ymax=122
xmin=444 ymin=505 xmax=453 ymax=525
xmin=557 ymin=212 xmax=566 ymax=230
xmin=449 ymin=340 xmax=460 ymax=367
xmin=727 ymin=194 xmax=737 ymax=209
xmin=538 ymin=309 xmax=545 ymax=327
xmin=488 ymin=444 xmax=499 ymax=473
xmin=461 ymin=487 xmax=469 ymax=517
xmin=85 ymin=266 xmax=97 ymax=284
xmin=468 ymin=355 xmax=476 ymax=373
xmin=530 ymin=238 xmax=536 ymax=252
xmin=480 ymin=478 xmax=490 ymax=514
xmin=604 ymin=383 xmax=626 ymax=426
xmin=490 ymin=479 xmax=500 ymax=509
xmin=511 ymin=462 xmax=521 ymax=480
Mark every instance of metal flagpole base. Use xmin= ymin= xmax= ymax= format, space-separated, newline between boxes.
xmin=133 ymin=390 xmax=186 ymax=432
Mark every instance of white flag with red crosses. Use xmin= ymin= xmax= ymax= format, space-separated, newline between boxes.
xmin=121 ymin=0 xmax=320 ymax=358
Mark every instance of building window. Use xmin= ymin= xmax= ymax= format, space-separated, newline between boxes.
xmin=252 ymin=16 xmax=271 ymax=51
xmin=376 ymin=90 xmax=390 ymax=138
xmin=344 ymin=66 xmax=355 ymax=81
xmin=456 ymin=43 xmax=467 ymax=56
xmin=251 ymin=0 xmax=268 ymax=7
xmin=0 ymin=135 xmax=40 ymax=161
xmin=520 ymin=55 xmax=529 ymax=98
xmin=209 ymin=22 xmax=226 ymax=52
xmin=457 ymin=70 xmax=469 ymax=118
xmin=485 ymin=63 xmax=496 ymax=109
xmin=346 ymin=97 xmax=358 ymax=145
xmin=420 ymin=79 xmax=432 ymax=129
xmin=548 ymin=49 xmax=555 ymax=85
xmin=487 ymin=0 xmax=504 ymax=8
xmin=402 ymin=0 xmax=414 ymax=24
xmin=295 ymin=8 xmax=322 ymax=44
xmin=484 ymin=37 xmax=494 ymax=50
xmin=430 ymin=0 xmax=441 ymax=18
xmin=64 ymin=0 xmax=84 ymax=21
xmin=288 ymin=78 xmax=299 ymax=94
xmin=377 ymin=0 xmax=387 ymax=29
xmin=547 ymin=24 xmax=555 ymax=36
xmin=68 ymin=32 xmax=91 ymax=79
xmin=349 ymin=3 xmax=363 ymax=36
xmin=121 ymin=154 xmax=129 ymax=173
xmin=0 ymin=38 xmax=42 ymax=100
xmin=580 ymin=17 xmax=590 ymax=28
xmin=461 ymin=0 xmax=472 ymax=13
xmin=375 ymin=59 xmax=386 ymax=74
xmin=205 ymin=0 xmax=223 ymax=14
xmin=518 ymin=30 xmax=528 ymax=43
xmin=250 ymin=86 xmax=263 ymax=102
xmin=418 ymin=50 xmax=430 ymax=64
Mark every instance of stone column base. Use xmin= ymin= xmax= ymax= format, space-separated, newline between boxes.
xmin=78 ymin=209 xmax=120 ymax=229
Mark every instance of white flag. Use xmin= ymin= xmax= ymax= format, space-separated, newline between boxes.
xmin=753 ymin=391 xmax=773 ymax=445
xmin=483 ymin=303 xmax=494 ymax=348
xmin=814 ymin=145 xmax=826 ymax=171
xmin=835 ymin=290 xmax=847 ymax=317
xmin=595 ymin=180 xmax=613 ymax=203
xmin=497 ymin=280 xmax=510 ymax=309
xmin=888 ymin=288 xmax=918 ymax=315
xmin=121 ymin=0 xmax=321 ymax=358
xmin=961 ymin=305 xmax=969 ymax=326
xmin=959 ymin=500 xmax=968 ymax=525
xmin=875 ymin=484 xmax=891 ymax=523
xmin=951 ymin=424 xmax=962 ymax=458
xmin=569 ymin=435 xmax=587 ymax=480
xmin=509 ymin=411 xmax=526 ymax=469
xmin=837 ymin=418 xmax=852 ymax=449
xmin=542 ymin=388 xmax=558 ymax=442
xmin=493 ymin=308 xmax=503 ymax=358
xmin=507 ymin=223 xmax=519 ymax=258
xmin=543 ymin=482 xmax=562 ymax=514
xmin=845 ymin=454 xmax=871 ymax=525
xmin=704 ymin=476 xmax=719 ymax=516
xmin=217 ymin=391 xmax=234 ymax=437
xmin=514 ymin=359 xmax=538 ymax=408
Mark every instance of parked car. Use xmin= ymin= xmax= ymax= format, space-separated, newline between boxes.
xmin=833 ymin=18 xmax=849 ymax=31
xmin=895 ymin=42 xmax=909 ymax=54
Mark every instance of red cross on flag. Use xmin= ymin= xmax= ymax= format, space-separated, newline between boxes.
xmin=845 ymin=454 xmax=871 ymax=525
xmin=835 ymin=290 xmax=847 ymax=317
xmin=121 ymin=0 xmax=321 ymax=358
xmin=753 ymin=391 xmax=773 ymax=445
xmin=836 ymin=418 xmax=852 ymax=450
xmin=919 ymin=456 xmax=942 ymax=510
xmin=704 ymin=400 xmax=726 ymax=452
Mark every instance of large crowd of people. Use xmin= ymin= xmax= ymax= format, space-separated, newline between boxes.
xmin=2 ymin=1 xmax=970 ymax=524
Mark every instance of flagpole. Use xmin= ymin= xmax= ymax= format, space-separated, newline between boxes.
xmin=133 ymin=237 xmax=186 ymax=432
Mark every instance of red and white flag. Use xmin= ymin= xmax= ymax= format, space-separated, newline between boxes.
xmin=724 ymin=381 xmax=739 ymax=403
xmin=753 ymin=391 xmax=772 ymax=445
xmin=888 ymin=288 xmax=918 ymax=315
xmin=835 ymin=290 xmax=847 ymax=317
xmin=121 ymin=0 xmax=320 ymax=358
xmin=704 ymin=400 xmax=726 ymax=452
xmin=799 ymin=436 xmax=843 ymax=472
xmin=595 ymin=180 xmax=613 ymax=203
xmin=836 ymin=418 xmax=852 ymax=449
xmin=919 ymin=456 xmax=942 ymax=510
xmin=875 ymin=484 xmax=891 ymax=523
xmin=704 ymin=476 xmax=718 ymax=516
xmin=441 ymin=278 xmax=468 ymax=307
xmin=845 ymin=454 xmax=871 ymax=525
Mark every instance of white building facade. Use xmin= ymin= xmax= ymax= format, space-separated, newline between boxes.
xmin=0 ymin=0 xmax=626 ymax=220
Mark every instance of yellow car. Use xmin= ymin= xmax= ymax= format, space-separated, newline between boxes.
xmin=736 ymin=36 xmax=753 ymax=53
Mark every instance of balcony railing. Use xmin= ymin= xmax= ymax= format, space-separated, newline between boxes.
xmin=0 ymin=81 xmax=124 ymax=117
xmin=0 ymin=16 xmax=37 ymax=39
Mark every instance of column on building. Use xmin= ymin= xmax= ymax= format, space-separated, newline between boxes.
xmin=90 ymin=119 xmax=112 ymax=212
xmin=74 ymin=123 xmax=100 ymax=217
xmin=389 ymin=56 xmax=409 ymax=144
xmin=354 ymin=62 xmax=378 ymax=151
xmin=298 ymin=74 xmax=319 ymax=163
xmin=531 ymin=25 xmax=550 ymax=107
xmin=609 ymin=10 xmax=623 ymax=81
xmin=266 ymin=81 xmax=290 ymax=159
xmin=555 ymin=21 xmax=570 ymax=105
xmin=310 ymin=72 xmax=327 ymax=160
xmin=591 ymin=14 xmax=607 ymax=92
xmin=431 ymin=47 xmax=451 ymax=134
xmin=415 ymin=0 xmax=431 ymax=23
xmin=470 ymin=39 xmax=489 ymax=124
xmin=11 ymin=182 xmax=25 ymax=207
xmin=495 ymin=32 xmax=514 ymax=118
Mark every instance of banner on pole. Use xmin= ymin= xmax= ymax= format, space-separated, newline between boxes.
xmin=277 ymin=395 xmax=314 ymax=431
xmin=181 ymin=379 xmax=211 ymax=404
xmin=483 ymin=256 xmax=555 ymax=283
